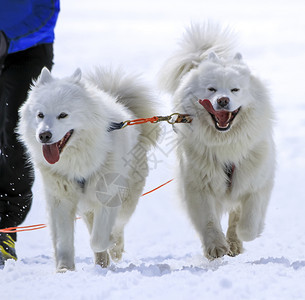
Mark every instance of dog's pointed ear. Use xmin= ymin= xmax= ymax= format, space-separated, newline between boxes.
xmin=72 ymin=68 xmax=82 ymax=83
xmin=234 ymin=53 xmax=243 ymax=61
xmin=37 ymin=67 xmax=53 ymax=85
xmin=208 ymin=52 xmax=219 ymax=62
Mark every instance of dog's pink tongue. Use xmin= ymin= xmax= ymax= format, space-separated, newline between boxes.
xmin=199 ymin=99 xmax=231 ymax=127
xmin=42 ymin=144 xmax=60 ymax=164
xmin=199 ymin=99 xmax=215 ymax=113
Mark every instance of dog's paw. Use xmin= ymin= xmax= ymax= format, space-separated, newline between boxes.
xmin=56 ymin=265 xmax=75 ymax=273
xmin=204 ymin=243 xmax=229 ymax=260
xmin=109 ymin=248 xmax=123 ymax=262
xmin=227 ymin=237 xmax=243 ymax=257
xmin=95 ymin=251 xmax=110 ymax=268
xmin=109 ymin=236 xmax=124 ymax=262
xmin=204 ymin=234 xmax=229 ymax=259
xmin=203 ymin=228 xmax=229 ymax=260
xmin=226 ymin=228 xmax=244 ymax=257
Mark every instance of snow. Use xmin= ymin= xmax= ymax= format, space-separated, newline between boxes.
xmin=2 ymin=0 xmax=305 ymax=299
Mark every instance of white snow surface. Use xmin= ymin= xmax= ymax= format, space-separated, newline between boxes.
xmin=2 ymin=1 xmax=305 ymax=299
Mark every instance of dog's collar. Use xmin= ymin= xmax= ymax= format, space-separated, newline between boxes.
xmin=107 ymin=122 xmax=125 ymax=132
xmin=76 ymin=178 xmax=86 ymax=190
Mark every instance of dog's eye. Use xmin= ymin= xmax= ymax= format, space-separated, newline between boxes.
xmin=37 ymin=112 xmax=44 ymax=119
xmin=231 ymin=88 xmax=240 ymax=93
xmin=208 ymin=87 xmax=217 ymax=92
xmin=58 ymin=112 xmax=68 ymax=119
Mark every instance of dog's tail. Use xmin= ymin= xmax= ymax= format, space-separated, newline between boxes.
xmin=159 ymin=22 xmax=238 ymax=93
xmin=87 ymin=68 xmax=160 ymax=147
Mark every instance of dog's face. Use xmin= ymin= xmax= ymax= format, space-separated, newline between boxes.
xmin=181 ymin=52 xmax=252 ymax=132
xmin=35 ymin=102 xmax=75 ymax=165
xmin=24 ymin=68 xmax=88 ymax=164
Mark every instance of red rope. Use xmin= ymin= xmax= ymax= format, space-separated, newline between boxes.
xmin=125 ymin=116 xmax=159 ymax=126
xmin=0 ymin=224 xmax=47 ymax=233
xmin=141 ymin=179 xmax=174 ymax=196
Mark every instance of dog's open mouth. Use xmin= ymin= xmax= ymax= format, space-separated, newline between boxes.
xmin=42 ymin=130 xmax=74 ymax=164
xmin=199 ymin=99 xmax=240 ymax=131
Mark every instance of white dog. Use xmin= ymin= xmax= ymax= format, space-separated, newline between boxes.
xmin=159 ymin=23 xmax=275 ymax=259
xmin=18 ymin=67 xmax=159 ymax=272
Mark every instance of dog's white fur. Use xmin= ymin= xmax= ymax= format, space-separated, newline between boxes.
xmin=18 ymin=67 xmax=159 ymax=272
xmin=159 ymin=23 xmax=275 ymax=259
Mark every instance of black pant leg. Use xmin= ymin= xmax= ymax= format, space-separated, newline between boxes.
xmin=0 ymin=44 xmax=54 ymax=241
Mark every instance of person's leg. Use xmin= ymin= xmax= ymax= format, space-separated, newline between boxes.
xmin=0 ymin=44 xmax=54 ymax=260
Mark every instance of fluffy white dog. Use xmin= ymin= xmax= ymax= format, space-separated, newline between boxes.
xmin=159 ymin=23 xmax=275 ymax=259
xmin=18 ymin=67 xmax=159 ymax=272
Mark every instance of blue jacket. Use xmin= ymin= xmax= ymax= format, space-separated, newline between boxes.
xmin=0 ymin=0 xmax=60 ymax=54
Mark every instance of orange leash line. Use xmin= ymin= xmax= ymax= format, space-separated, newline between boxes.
xmin=0 ymin=224 xmax=47 ymax=233
xmin=119 ymin=113 xmax=193 ymax=129
xmin=125 ymin=116 xmax=159 ymax=126
xmin=1 ymin=226 xmax=47 ymax=233
xmin=0 ymin=179 xmax=174 ymax=233
xmin=141 ymin=179 xmax=174 ymax=197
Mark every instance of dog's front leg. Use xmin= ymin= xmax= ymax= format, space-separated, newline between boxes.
xmin=226 ymin=207 xmax=243 ymax=256
xmin=184 ymin=185 xmax=229 ymax=260
xmin=237 ymin=182 xmax=272 ymax=242
xmin=90 ymin=204 xmax=120 ymax=267
xmin=47 ymin=196 xmax=76 ymax=272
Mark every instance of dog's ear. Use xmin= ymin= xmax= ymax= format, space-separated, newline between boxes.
xmin=71 ymin=68 xmax=82 ymax=83
xmin=208 ymin=52 xmax=220 ymax=62
xmin=37 ymin=67 xmax=53 ymax=85
xmin=234 ymin=53 xmax=243 ymax=61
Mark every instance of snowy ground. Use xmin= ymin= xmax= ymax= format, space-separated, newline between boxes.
xmin=2 ymin=0 xmax=305 ymax=299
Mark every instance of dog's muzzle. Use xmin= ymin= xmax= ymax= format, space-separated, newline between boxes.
xmin=199 ymin=99 xmax=240 ymax=131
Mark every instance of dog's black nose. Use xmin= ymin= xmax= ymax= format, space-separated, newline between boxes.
xmin=39 ymin=131 xmax=52 ymax=143
xmin=217 ymin=97 xmax=230 ymax=108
